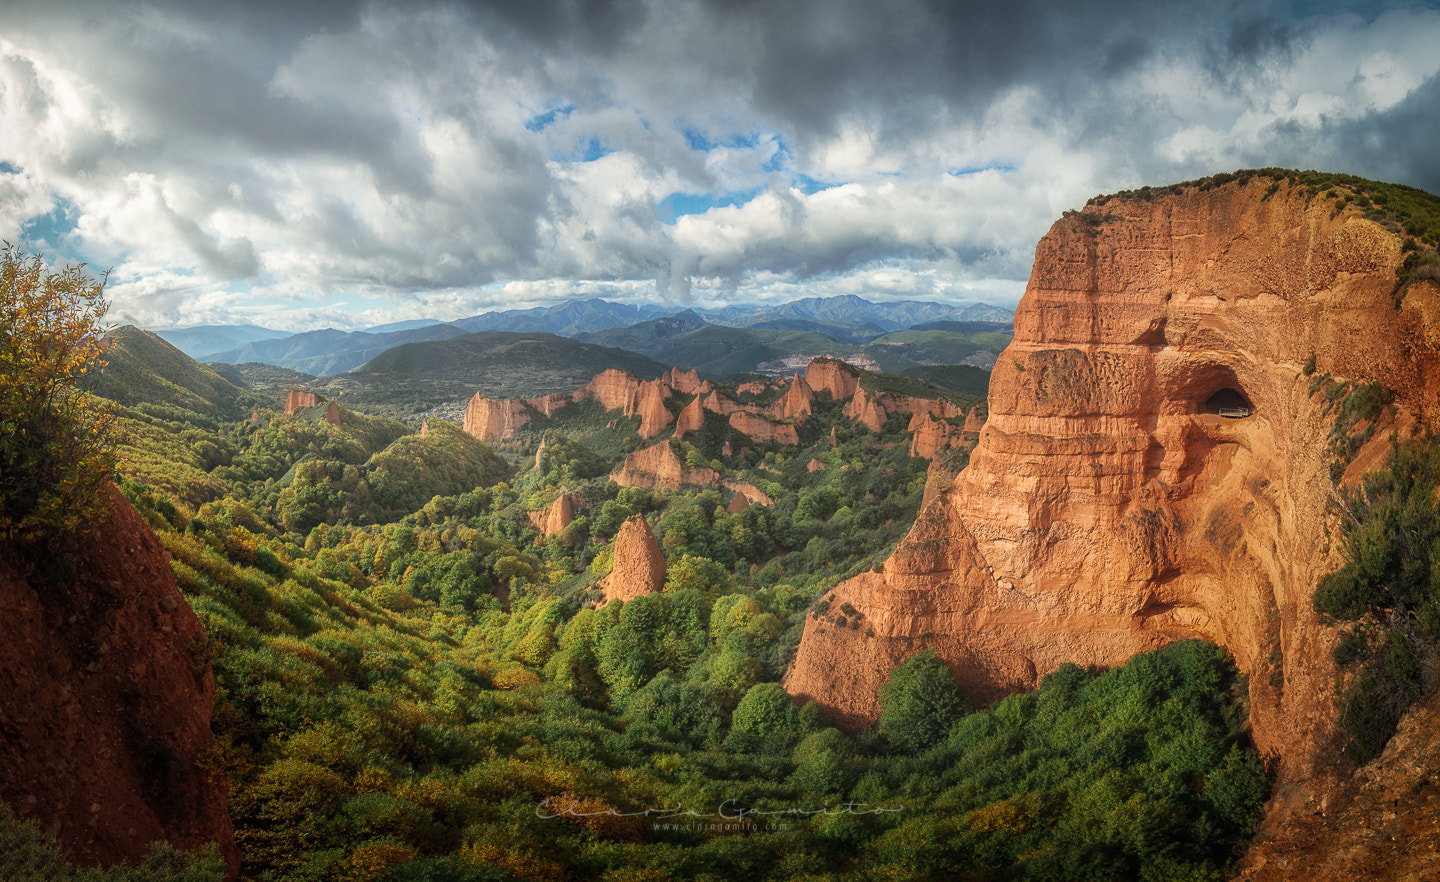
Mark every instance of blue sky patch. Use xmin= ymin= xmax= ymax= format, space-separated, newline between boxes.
xmin=657 ymin=188 xmax=763 ymax=224
xmin=524 ymin=104 xmax=576 ymax=132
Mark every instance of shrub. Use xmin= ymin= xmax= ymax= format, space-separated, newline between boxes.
xmin=878 ymin=647 xmax=969 ymax=749
xmin=0 ymin=246 xmax=116 ymax=540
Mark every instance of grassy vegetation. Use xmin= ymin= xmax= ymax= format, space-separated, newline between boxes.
xmin=1315 ymin=433 xmax=1440 ymax=764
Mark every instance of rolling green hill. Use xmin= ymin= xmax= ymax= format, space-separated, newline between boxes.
xmin=89 ymin=326 xmax=264 ymax=423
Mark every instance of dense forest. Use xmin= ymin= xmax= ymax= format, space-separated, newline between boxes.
xmin=3 ymin=299 xmax=1270 ymax=880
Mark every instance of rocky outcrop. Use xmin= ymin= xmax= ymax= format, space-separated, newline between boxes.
xmin=722 ymin=480 xmax=773 ymax=507
xmin=574 ymin=370 xmax=673 ymax=439
xmin=674 ymin=395 xmax=705 ymax=440
xmin=0 ymin=486 xmax=238 ymax=874
xmin=635 ymin=380 xmax=674 ymax=440
xmin=1237 ymin=689 xmax=1440 ymax=881
xmin=737 ymin=379 xmax=776 ymax=396
xmin=463 ymin=393 xmax=532 ymax=441
xmin=768 ymin=374 xmax=815 ymax=421
xmin=283 ymin=390 xmax=319 ymax=414
xmin=786 ymin=175 xmax=1440 ymax=815
xmin=844 ymin=388 xmax=889 ymax=432
xmin=612 ymin=441 xmax=721 ymax=492
xmin=724 ymin=494 xmax=751 ymax=515
xmin=666 ymin=367 xmax=704 ymax=395
xmin=527 ymin=393 xmax=572 ymax=418
xmin=805 ymin=357 xmax=859 ymax=401
xmin=908 ymin=412 xmax=955 ymax=460
xmin=601 ymin=516 xmax=666 ymax=603
xmin=728 ymin=411 xmax=800 ymax=445
xmin=322 ymin=400 xmax=341 ymax=426
xmin=528 ymin=494 xmax=579 ymax=537
xmin=700 ymin=390 xmax=750 ymax=417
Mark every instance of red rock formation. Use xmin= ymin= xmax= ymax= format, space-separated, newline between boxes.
xmin=736 ymin=379 xmax=774 ymax=396
xmin=527 ymin=393 xmax=571 ymax=417
xmin=725 ymin=494 xmax=751 ymax=515
xmin=322 ymin=400 xmax=341 ymax=426
xmin=601 ymin=516 xmax=666 ymax=603
xmin=963 ymin=405 xmax=986 ymax=433
xmin=0 ymin=487 xmax=238 ymax=874
xmin=577 ymin=369 xmax=645 ymax=412
xmin=700 ymin=390 xmax=750 ymax=417
xmin=806 ymin=457 xmax=827 ymax=473
xmin=463 ymin=393 xmax=532 ymax=441
xmin=768 ymin=374 xmax=815 ymax=421
xmin=722 ymin=480 xmax=773 ymax=507
xmin=612 ymin=441 xmax=720 ymax=492
xmin=844 ymin=388 xmax=889 ymax=432
xmin=728 ymin=411 xmax=800 ymax=445
xmin=635 ymin=379 xmax=674 ymax=440
xmin=674 ymin=395 xmax=705 ymax=440
xmin=667 ymin=367 xmax=704 ymax=394
xmin=420 ymin=419 xmax=430 ymax=437
xmin=786 ymin=175 xmax=1438 ymax=817
xmin=528 ymin=494 xmax=578 ymax=537
xmin=806 ymin=357 xmax=859 ymax=401
xmin=908 ymin=412 xmax=955 ymax=460
xmin=283 ymin=389 xmax=320 ymax=415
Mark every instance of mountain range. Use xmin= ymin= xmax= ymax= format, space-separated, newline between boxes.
xmin=155 ymin=295 xmax=1014 ymax=377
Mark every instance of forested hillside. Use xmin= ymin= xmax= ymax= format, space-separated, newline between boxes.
xmin=12 ymin=321 xmax=1267 ymax=881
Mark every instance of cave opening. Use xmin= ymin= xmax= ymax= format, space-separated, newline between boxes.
xmin=1205 ymin=388 xmax=1254 ymax=418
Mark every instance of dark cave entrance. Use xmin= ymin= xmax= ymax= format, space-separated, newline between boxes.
xmin=1205 ymin=388 xmax=1254 ymax=418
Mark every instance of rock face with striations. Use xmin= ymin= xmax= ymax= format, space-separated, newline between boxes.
xmin=612 ymin=440 xmax=721 ymax=492
xmin=601 ymin=515 xmax=667 ymax=603
xmin=463 ymin=392 xmax=532 ymax=441
xmin=0 ymin=486 xmax=239 ymax=875
xmin=786 ymin=175 xmax=1440 ymax=819
xmin=283 ymin=389 xmax=319 ymax=415
xmin=805 ymin=357 xmax=859 ymax=400
xmin=728 ymin=411 xmax=800 ymax=445
xmin=768 ymin=374 xmax=815 ymax=421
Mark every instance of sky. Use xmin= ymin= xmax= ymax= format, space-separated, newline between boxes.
xmin=3 ymin=0 xmax=1440 ymax=332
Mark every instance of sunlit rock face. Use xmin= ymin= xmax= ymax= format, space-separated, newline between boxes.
xmin=787 ymin=176 xmax=1440 ymax=806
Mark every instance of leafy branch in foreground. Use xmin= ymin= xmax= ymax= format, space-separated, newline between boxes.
xmin=0 ymin=245 xmax=116 ymax=540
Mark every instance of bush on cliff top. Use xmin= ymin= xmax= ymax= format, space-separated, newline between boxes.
xmin=0 ymin=246 xmax=117 ymax=541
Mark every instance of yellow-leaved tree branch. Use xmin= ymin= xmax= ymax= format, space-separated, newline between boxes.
xmin=0 ymin=244 xmax=117 ymax=541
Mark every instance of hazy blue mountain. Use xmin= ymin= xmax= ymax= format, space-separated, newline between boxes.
xmin=154 ymin=324 xmax=286 ymax=360
xmin=453 ymin=298 xmax=668 ymax=336
xmin=207 ymin=324 xmax=470 ymax=376
xmin=572 ymin=309 xmax=709 ymax=354
xmin=701 ymin=294 xmax=1013 ymax=332
xmin=362 ymin=318 xmax=447 ymax=333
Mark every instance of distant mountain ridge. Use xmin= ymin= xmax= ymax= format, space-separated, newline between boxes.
xmin=148 ymin=295 xmax=1013 ymax=378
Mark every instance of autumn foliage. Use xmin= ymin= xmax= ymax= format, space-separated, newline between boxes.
xmin=0 ymin=245 xmax=116 ymax=540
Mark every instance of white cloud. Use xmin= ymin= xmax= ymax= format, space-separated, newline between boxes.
xmin=0 ymin=0 xmax=1436 ymax=330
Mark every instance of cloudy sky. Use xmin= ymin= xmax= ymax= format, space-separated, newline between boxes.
xmin=2 ymin=0 xmax=1439 ymax=331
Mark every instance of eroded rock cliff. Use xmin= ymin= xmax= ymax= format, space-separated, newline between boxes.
xmin=601 ymin=515 xmax=666 ymax=603
xmin=786 ymin=175 xmax=1440 ymax=816
xmin=0 ymin=487 xmax=238 ymax=874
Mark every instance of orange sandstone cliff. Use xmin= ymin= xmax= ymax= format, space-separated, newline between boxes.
xmin=786 ymin=175 xmax=1440 ymax=822
xmin=463 ymin=393 xmax=533 ymax=441
xmin=0 ymin=487 xmax=239 ymax=874
xmin=601 ymin=516 xmax=666 ymax=603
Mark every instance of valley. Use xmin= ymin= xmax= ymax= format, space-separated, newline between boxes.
xmin=5 ymin=169 xmax=1440 ymax=880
